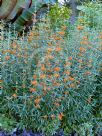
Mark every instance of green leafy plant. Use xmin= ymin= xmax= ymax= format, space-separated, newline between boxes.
xmin=0 ymin=114 xmax=16 ymax=132
xmin=48 ymin=3 xmax=71 ymax=29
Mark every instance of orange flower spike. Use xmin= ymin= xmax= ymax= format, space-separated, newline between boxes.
xmin=58 ymin=113 xmax=64 ymax=120
xmin=34 ymin=98 xmax=41 ymax=104
xmin=64 ymin=62 xmax=71 ymax=66
xmin=5 ymin=56 xmax=10 ymax=61
xmin=29 ymin=88 xmax=36 ymax=92
xmin=41 ymin=64 xmax=46 ymax=71
xmin=69 ymin=56 xmax=73 ymax=60
xmin=54 ymin=67 xmax=60 ymax=72
xmin=11 ymin=41 xmax=18 ymax=49
xmin=80 ymin=41 xmax=89 ymax=45
xmin=98 ymin=35 xmax=102 ymax=39
xmin=69 ymin=76 xmax=74 ymax=81
xmin=78 ymin=59 xmax=82 ymax=63
xmin=64 ymin=91 xmax=69 ymax=95
xmin=55 ymin=47 xmax=63 ymax=52
xmin=53 ymin=73 xmax=60 ymax=78
xmin=12 ymin=94 xmax=17 ymax=98
xmin=84 ymin=71 xmax=91 ymax=75
xmin=79 ymin=47 xmax=86 ymax=52
xmin=58 ymin=31 xmax=65 ymax=35
xmin=54 ymin=37 xmax=61 ymax=40
xmin=40 ymin=74 xmax=46 ymax=79
xmin=0 ymin=80 xmax=3 ymax=83
xmin=82 ymin=36 xmax=88 ymax=41
xmin=31 ymin=80 xmax=38 ymax=86
xmin=33 ymin=75 xmax=37 ymax=79
xmin=77 ymin=25 xmax=84 ymax=30
xmin=47 ymin=48 xmax=53 ymax=52
xmin=64 ymin=71 xmax=70 ymax=75
xmin=47 ymin=55 xmax=54 ymax=59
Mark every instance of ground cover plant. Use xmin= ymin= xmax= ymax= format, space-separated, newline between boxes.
xmin=0 ymin=0 xmax=102 ymax=136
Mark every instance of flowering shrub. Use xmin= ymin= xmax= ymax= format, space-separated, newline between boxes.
xmin=47 ymin=3 xmax=71 ymax=29
xmin=77 ymin=1 xmax=102 ymax=29
xmin=0 ymin=17 xmax=102 ymax=135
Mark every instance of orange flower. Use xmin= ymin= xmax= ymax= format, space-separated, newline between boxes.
xmin=84 ymin=71 xmax=91 ymax=75
xmin=77 ymin=25 xmax=84 ymax=30
xmin=0 ymin=80 xmax=3 ymax=83
xmin=12 ymin=94 xmax=17 ymax=98
xmin=29 ymin=88 xmax=36 ymax=92
xmin=64 ymin=62 xmax=71 ymax=66
xmin=98 ymin=35 xmax=102 ymax=39
xmin=78 ymin=59 xmax=82 ymax=63
xmin=58 ymin=31 xmax=65 ymax=35
xmin=27 ymin=36 xmax=33 ymax=42
xmin=63 ymin=78 xmax=67 ymax=83
xmin=64 ymin=71 xmax=70 ymax=75
xmin=9 ymin=50 xmax=16 ymax=54
xmin=63 ymin=91 xmax=69 ymax=95
xmin=80 ymin=41 xmax=89 ymax=45
xmin=33 ymin=75 xmax=37 ymax=79
xmin=54 ymin=67 xmax=60 ymax=72
xmin=53 ymin=82 xmax=60 ymax=87
xmin=40 ymin=74 xmax=46 ymax=79
xmin=31 ymin=80 xmax=38 ymax=86
xmin=82 ymin=36 xmax=88 ymax=41
xmin=69 ymin=76 xmax=74 ymax=81
xmin=54 ymin=37 xmax=61 ymax=40
xmin=47 ymin=55 xmax=54 ymax=59
xmin=11 ymin=41 xmax=18 ymax=49
xmin=55 ymin=47 xmax=62 ymax=52
xmin=41 ymin=64 xmax=46 ymax=71
xmin=53 ymin=73 xmax=60 ymax=78
xmin=47 ymin=48 xmax=53 ymax=53
xmin=58 ymin=113 xmax=64 ymax=120
xmin=5 ymin=56 xmax=10 ymax=61
xmin=69 ymin=56 xmax=73 ymax=60
xmin=79 ymin=47 xmax=86 ymax=52
xmin=34 ymin=98 xmax=41 ymax=104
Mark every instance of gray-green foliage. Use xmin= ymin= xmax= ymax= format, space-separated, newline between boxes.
xmin=0 ymin=114 xmax=16 ymax=132
xmin=77 ymin=1 xmax=102 ymax=28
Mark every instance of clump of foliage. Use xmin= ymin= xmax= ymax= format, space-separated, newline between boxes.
xmin=0 ymin=15 xmax=102 ymax=135
xmin=77 ymin=1 xmax=102 ymax=28
xmin=48 ymin=3 xmax=71 ymax=29
xmin=0 ymin=114 xmax=16 ymax=132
